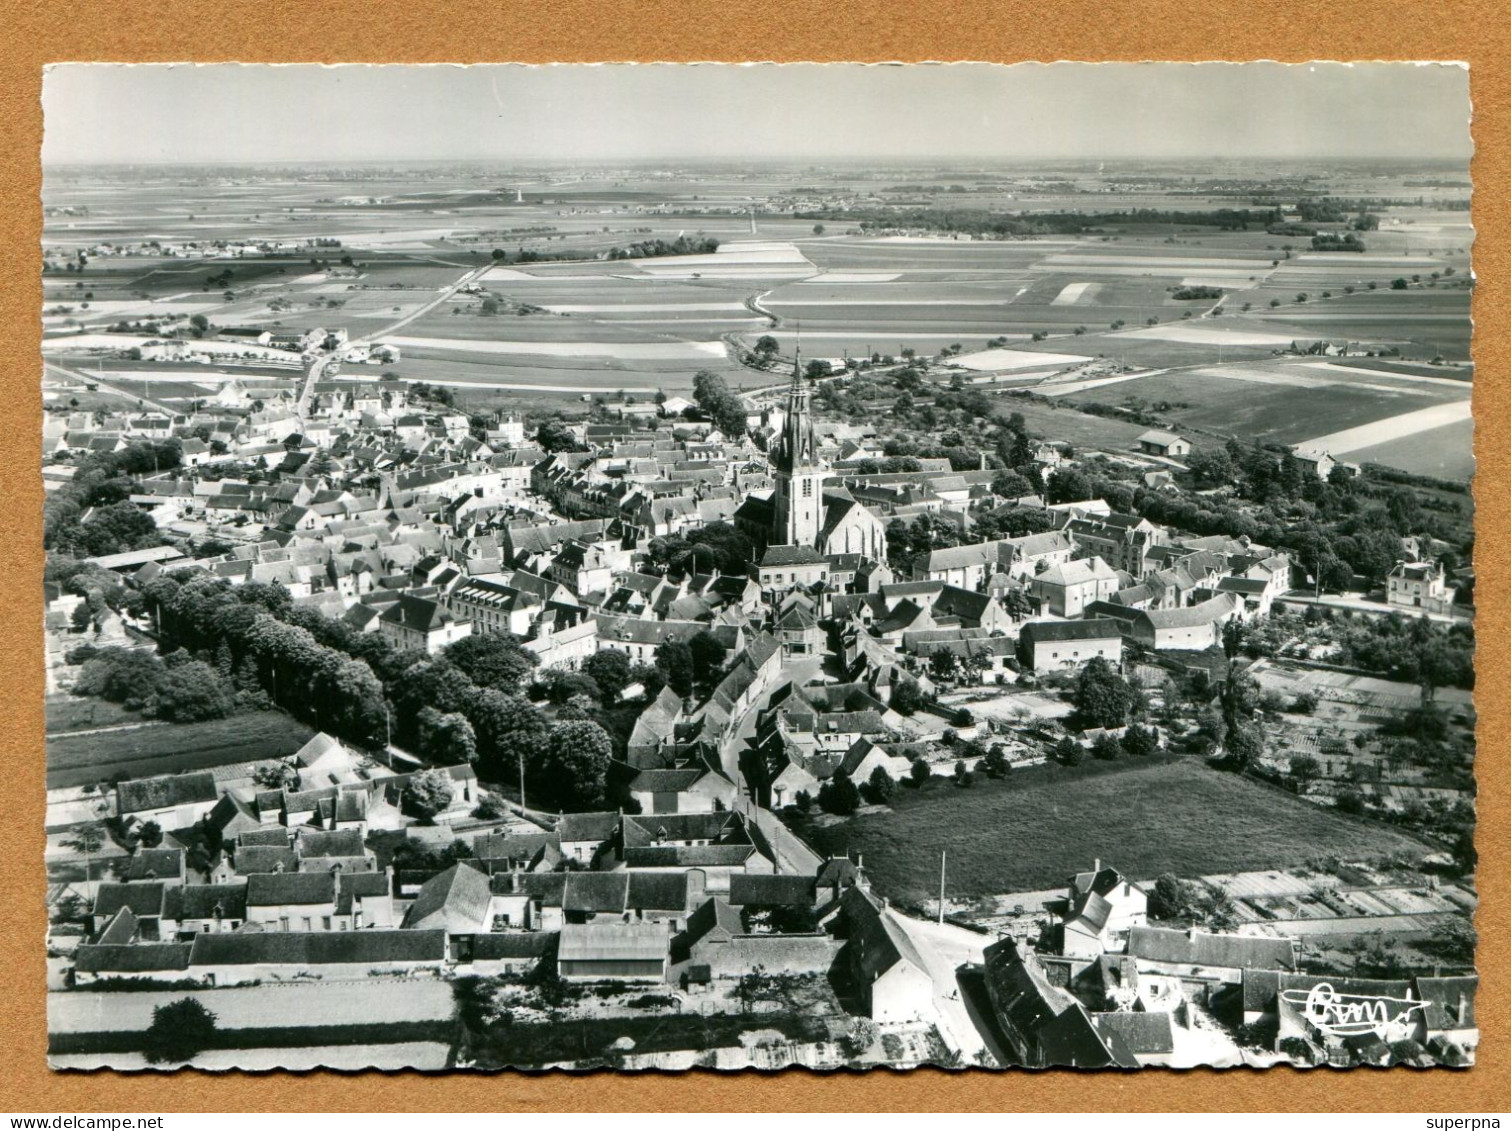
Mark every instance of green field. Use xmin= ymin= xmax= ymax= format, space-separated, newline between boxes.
xmin=795 ymin=759 xmax=1431 ymax=906
xmin=46 ymin=710 xmax=315 ymax=789
xmin=1061 ymin=364 xmax=1468 ymax=447
xmin=983 ymin=393 xmax=1161 ymax=451
xmin=45 ymin=694 xmax=138 ymax=734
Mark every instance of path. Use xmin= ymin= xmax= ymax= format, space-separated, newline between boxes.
xmin=47 ymin=719 xmax=165 ymax=741
xmin=1277 ymin=591 xmax=1469 ymax=625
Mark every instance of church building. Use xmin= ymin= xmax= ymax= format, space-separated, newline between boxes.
xmin=734 ymin=358 xmax=887 ymax=564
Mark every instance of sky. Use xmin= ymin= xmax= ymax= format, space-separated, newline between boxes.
xmin=41 ymin=62 xmax=1473 ymax=166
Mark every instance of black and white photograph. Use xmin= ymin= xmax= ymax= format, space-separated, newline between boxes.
xmin=39 ymin=61 xmax=1477 ymax=1073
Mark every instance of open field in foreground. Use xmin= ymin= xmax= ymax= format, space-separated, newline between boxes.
xmin=795 ymin=759 xmax=1430 ymax=906
xmin=45 ymin=710 xmax=314 ymax=789
xmin=1350 ymin=417 xmax=1475 ymax=480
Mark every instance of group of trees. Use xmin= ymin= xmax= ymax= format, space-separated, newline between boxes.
xmin=1147 ymin=874 xmax=1239 ymax=930
xmin=1071 ymin=657 xmax=1142 ymax=730
xmin=794 ymin=206 xmax=1284 ymax=238
xmin=69 ymin=644 xmax=235 ymax=723
xmin=644 ymin=520 xmax=754 ymax=577
xmin=607 ymin=235 xmax=720 ymax=260
xmin=45 ymin=440 xmax=185 ymax=559
xmin=1151 ymin=438 xmax=1468 ymax=592
xmin=690 ymin=370 xmax=750 ymax=438
xmin=132 ymin=572 xmax=628 ymax=811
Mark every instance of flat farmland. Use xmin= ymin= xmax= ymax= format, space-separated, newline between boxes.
xmin=381 ymin=354 xmax=750 ymax=397
xmin=982 ymin=394 xmax=1154 ymax=450
xmin=1033 ymin=330 xmax=1283 ymax=369
xmin=1348 ymin=417 xmax=1475 ymax=480
xmin=45 ymin=710 xmax=315 ymax=790
xmin=1326 ymin=357 xmax=1472 ymax=382
xmin=735 ymin=328 xmax=1035 ymax=359
xmin=801 ymin=238 xmax=1077 ymax=272
xmin=794 ymin=759 xmax=1430 ymax=906
xmin=1062 ymin=361 xmax=1469 ymax=447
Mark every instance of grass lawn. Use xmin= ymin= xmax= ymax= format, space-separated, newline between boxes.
xmin=793 ymin=758 xmax=1431 ymax=907
xmin=45 ymin=695 xmax=138 ymax=735
xmin=45 ymin=710 xmax=315 ymax=789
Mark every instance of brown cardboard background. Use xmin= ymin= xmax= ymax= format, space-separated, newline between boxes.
xmin=0 ymin=0 xmax=1504 ymax=1111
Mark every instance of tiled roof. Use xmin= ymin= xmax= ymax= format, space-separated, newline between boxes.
xmin=189 ymin=929 xmax=445 ymax=967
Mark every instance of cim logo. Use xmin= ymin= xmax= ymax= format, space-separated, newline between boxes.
xmin=1281 ymin=982 xmax=1428 ymax=1039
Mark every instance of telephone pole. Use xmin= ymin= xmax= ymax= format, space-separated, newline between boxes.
xmin=938 ymin=849 xmax=947 ymax=925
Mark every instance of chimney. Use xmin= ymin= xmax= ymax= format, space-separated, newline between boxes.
xmin=1094 ymin=858 xmax=1101 ymax=874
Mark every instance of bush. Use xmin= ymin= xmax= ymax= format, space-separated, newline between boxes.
xmin=908 ymin=759 xmax=931 ymax=787
xmin=143 ymin=998 xmax=218 ymax=1064
xmin=1055 ymin=736 xmax=1083 ymax=766
xmin=1278 ymin=1036 xmax=1313 ymax=1063
xmin=817 ymin=770 xmax=860 ymax=816
xmin=890 ymin=679 xmax=925 ymax=716
xmin=473 ymin=792 xmax=510 ymax=820
xmin=1336 ymin=790 xmax=1367 ymax=816
xmin=865 ymin=766 xmax=896 ymax=805
xmin=980 ymin=745 xmax=1009 ymax=777
xmin=1120 ymin=723 xmax=1158 ymax=758
xmin=406 ymin=768 xmax=456 ymax=820
xmin=1291 ymin=692 xmax=1318 ymax=715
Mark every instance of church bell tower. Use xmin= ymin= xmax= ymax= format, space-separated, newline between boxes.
xmin=771 ymin=349 xmax=826 ymax=548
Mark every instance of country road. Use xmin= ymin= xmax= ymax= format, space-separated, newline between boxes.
xmin=295 ymin=261 xmax=493 ymax=416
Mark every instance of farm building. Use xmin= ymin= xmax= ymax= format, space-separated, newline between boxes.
xmin=557 ymin=921 xmax=670 ymax=982
xmin=1135 ymin=430 xmax=1191 ymax=458
xmin=1017 ymin=619 xmax=1125 ymax=673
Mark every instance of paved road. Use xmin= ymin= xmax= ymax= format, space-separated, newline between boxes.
xmin=49 ymin=978 xmax=455 ymax=1033
xmin=1277 ymin=591 xmax=1469 ymax=625
xmin=884 ymin=909 xmax=1004 ymax=1065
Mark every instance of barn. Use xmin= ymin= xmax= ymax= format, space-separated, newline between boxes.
xmin=557 ymin=921 xmax=669 ymax=982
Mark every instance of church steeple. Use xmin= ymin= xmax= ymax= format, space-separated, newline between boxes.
xmin=775 ymin=345 xmax=819 ymax=475
xmin=771 ymin=342 xmax=825 ymax=548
